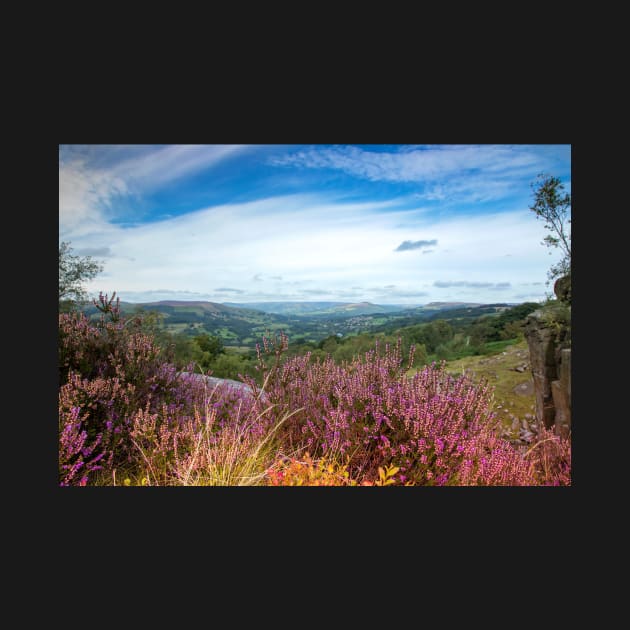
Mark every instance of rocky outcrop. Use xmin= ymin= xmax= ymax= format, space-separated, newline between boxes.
xmin=553 ymin=274 xmax=571 ymax=305
xmin=523 ymin=304 xmax=571 ymax=437
xmin=551 ymin=348 xmax=571 ymax=438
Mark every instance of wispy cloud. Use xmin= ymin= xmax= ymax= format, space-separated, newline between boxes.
xmin=380 ymin=290 xmax=430 ymax=298
xmin=60 ymin=144 xmax=568 ymax=305
xmin=111 ymin=145 xmax=247 ymax=191
xmin=59 ymin=159 xmax=128 ymax=236
xmin=434 ymin=281 xmax=512 ymax=289
xmin=215 ymin=287 xmax=245 ymax=294
xmin=73 ymin=194 xmax=554 ymax=305
xmin=271 ymin=144 xmax=570 ymax=204
xmin=59 ymin=145 xmax=249 ymax=240
xmin=395 ymin=239 xmax=438 ymax=252
xmin=272 ymin=144 xmax=562 ymax=180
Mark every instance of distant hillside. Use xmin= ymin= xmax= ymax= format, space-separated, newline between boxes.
xmin=81 ymin=299 xmax=292 ymax=347
xmin=222 ymin=301 xmax=408 ymax=316
xmin=370 ymin=303 xmax=518 ymax=333
xmin=328 ymin=302 xmax=405 ymax=315
xmin=137 ymin=300 xmax=266 ymax=317
xmin=418 ymin=301 xmax=484 ymax=310
xmin=79 ymin=299 xmax=533 ymax=351
xmin=223 ymin=301 xmax=347 ymax=315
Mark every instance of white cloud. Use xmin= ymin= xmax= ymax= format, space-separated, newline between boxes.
xmin=59 ymin=145 xmax=249 ymax=240
xmin=273 ymin=145 xmax=563 ymax=181
xmin=271 ymin=144 xmax=570 ymax=204
xmin=59 ymin=159 xmax=128 ymax=237
xmin=61 ymin=145 xmax=567 ymax=306
xmin=72 ymin=192 xmax=557 ymax=305
xmin=111 ymin=144 xmax=247 ymax=190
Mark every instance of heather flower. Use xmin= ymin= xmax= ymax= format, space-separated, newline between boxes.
xmin=58 ymin=295 xmax=569 ymax=486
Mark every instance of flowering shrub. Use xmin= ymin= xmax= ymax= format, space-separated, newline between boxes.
xmin=59 ymin=300 xmax=570 ymax=486
xmin=59 ymin=404 xmax=105 ymax=486
xmin=245 ymin=336 xmax=537 ymax=485
xmin=59 ymin=294 xmax=207 ymax=483
xmin=59 ymin=293 xmax=177 ymax=396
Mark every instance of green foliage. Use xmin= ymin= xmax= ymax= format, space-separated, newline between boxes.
xmin=209 ymin=353 xmax=257 ymax=380
xmin=192 ymin=333 xmax=225 ymax=369
xmin=59 ymin=241 xmax=103 ymax=311
xmin=76 ymin=298 xmax=541 ymax=376
xmin=529 ymin=173 xmax=571 ymax=283
xmin=129 ymin=307 xmax=166 ymax=337
xmin=281 ymin=303 xmax=537 ymax=368
xmin=537 ymin=302 xmax=571 ymax=349
xmin=397 ymin=319 xmax=453 ymax=354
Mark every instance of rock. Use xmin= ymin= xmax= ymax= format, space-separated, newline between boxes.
xmin=515 ymin=366 xmax=526 ymax=373
xmin=520 ymin=430 xmax=535 ymax=443
xmin=524 ymin=307 xmax=570 ymax=437
xmin=524 ymin=310 xmax=564 ymax=429
xmin=552 ymin=351 xmax=571 ymax=439
xmin=554 ymin=274 xmax=571 ymax=305
xmin=511 ymin=417 xmax=520 ymax=432
xmin=177 ymin=372 xmax=266 ymax=402
xmin=513 ymin=381 xmax=534 ymax=396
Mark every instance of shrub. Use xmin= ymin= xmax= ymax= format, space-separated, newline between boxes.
xmin=59 ymin=301 xmax=570 ymax=486
xmin=524 ymin=426 xmax=571 ymax=486
xmin=128 ymin=381 xmax=284 ymax=486
xmin=245 ymin=335 xmax=537 ymax=485
xmin=265 ymin=452 xmax=358 ymax=486
xmin=58 ymin=294 xmax=210 ymax=483
xmin=59 ymin=404 xmax=105 ymax=486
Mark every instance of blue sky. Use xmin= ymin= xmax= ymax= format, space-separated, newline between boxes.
xmin=59 ymin=144 xmax=571 ymax=305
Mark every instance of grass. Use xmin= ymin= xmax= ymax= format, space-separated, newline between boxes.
xmin=94 ymin=401 xmax=306 ymax=487
xmin=444 ymin=339 xmax=535 ymax=432
xmin=409 ymin=337 xmax=535 ymax=434
xmin=229 ymin=345 xmax=255 ymax=355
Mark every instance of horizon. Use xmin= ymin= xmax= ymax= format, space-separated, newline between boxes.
xmin=109 ymin=298 xmax=520 ymax=307
xmin=59 ymin=144 xmax=571 ymax=305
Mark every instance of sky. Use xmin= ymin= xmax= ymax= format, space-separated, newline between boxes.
xmin=59 ymin=144 xmax=571 ymax=306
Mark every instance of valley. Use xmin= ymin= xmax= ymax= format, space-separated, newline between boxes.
xmin=82 ymin=299 xmax=519 ymax=350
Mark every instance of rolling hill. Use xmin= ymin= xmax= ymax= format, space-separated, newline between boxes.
xmin=222 ymin=301 xmax=407 ymax=316
xmin=80 ymin=299 xmax=526 ymax=349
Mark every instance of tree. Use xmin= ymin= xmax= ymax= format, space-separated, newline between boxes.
xmin=529 ymin=174 xmax=571 ymax=284
xmin=59 ymin=241 xmax=104 ymax=311
xmin=193 ymin=333 xmax=225 ymax=359
xmin=190 ymin=332 xmax=225 ymax=370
